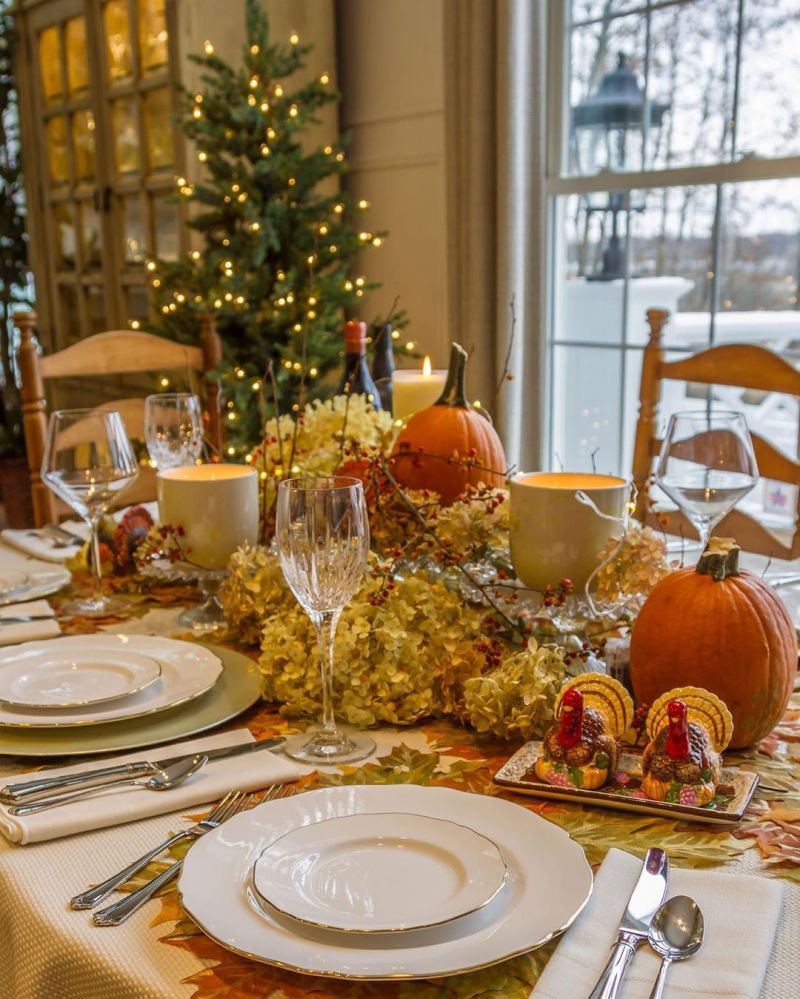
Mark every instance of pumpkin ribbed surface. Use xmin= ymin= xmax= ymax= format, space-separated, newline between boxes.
xmin=630 ymin=563 xmax=796 ymax=749
xmin=389 ymin=341 xmax=506 ymax=504
xmin=390 ymin=406 xmax=506 ymax=504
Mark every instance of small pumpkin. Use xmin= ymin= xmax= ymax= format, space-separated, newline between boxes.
xmin=390 ymin=343 xmax=507 ymax=504
xmin=630 ymin=538 xmax=796 ymax=749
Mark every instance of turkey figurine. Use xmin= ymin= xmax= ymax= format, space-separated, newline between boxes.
xmin=534 ymin=673 xmax=634 ymax=790
xmin=641 ymin=686 xmax=734 ymax=807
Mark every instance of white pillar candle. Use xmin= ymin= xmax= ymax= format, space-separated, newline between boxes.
xmin=157 ymin=464 xmax=258 ymax=568
xmin=509 ymin=472 xmax=629 ymax=591
xmin=391 ymin=356 xmax=447 ymax=421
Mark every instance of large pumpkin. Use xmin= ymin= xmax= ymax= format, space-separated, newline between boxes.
xmin=630 ymin=537 xmax=796 ymax=749
xmin=390 ymin=343 xmax=506 ymax=504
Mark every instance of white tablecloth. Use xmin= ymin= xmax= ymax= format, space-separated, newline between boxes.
xmin=0 ymin=541 xmax=797 ymax=997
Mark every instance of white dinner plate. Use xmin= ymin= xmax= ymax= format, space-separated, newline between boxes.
xmin=253 ymin=812 xmax=508 ymax=934
xmin=0 ymin=568 xmax=29 ymax=597
xmin=0 ymin=635 xmax=222 ymax=728
xmin=179 ymin=784 xmax=593 ymax=980
xmin=0 ymin=647 xmax=162 ymax=709
xmin=0 ymin=550 xmax=71 ymax=606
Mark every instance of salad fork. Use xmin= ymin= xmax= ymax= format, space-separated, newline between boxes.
xmin=78 ymin=784 xmax=292 ymax=917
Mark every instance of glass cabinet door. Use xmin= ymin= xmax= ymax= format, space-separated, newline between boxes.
xmin=22 ymin=0 xmax=183 ymax=346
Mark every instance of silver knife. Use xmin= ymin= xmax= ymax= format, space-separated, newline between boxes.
xmin=0 ymin=737 xmax=285 ymax=804
xmin=587 ymin=848 xmax=669 ymax=999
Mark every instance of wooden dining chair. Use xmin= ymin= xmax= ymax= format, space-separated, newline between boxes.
xmin=632 ymin=308 xmax=800 ymax=559
xmin=15 ymin=311 xmax=224 ymax=527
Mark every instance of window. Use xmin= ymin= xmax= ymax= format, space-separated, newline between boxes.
xmin=15 ymin=0 xmax=183 ymax=348
xmin=546 ymin=0 xmax=800 ymax=525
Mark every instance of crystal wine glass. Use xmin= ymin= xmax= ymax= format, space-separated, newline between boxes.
xmin=144 ymin=393 xmax=204 ymax=470
xmin=276 ymin=475 xmax=374 ymax=764
xmin=41 ymin=409 xmax=139 ymax=616
xmin=655 ymin=410 xmax=758 ymax=551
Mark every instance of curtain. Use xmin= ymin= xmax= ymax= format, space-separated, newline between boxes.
xmin=443 ymin=0 xmax=547 ymax=473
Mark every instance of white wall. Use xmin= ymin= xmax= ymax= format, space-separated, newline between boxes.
xmin=336 ymin=0 xmax=449 ymax=367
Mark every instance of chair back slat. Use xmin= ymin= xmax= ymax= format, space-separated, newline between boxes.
xmin=642 ymin=507 xmax=794 ymax=561
xmin=39 ymin=331 xmax=203 ymax=380
xmin=632 ymin=308 xmax=800 ymax=558
xmin=662 ymin=344 xmax=800 ymax=396
xmin=15 ymin=313 xmax=223 ymax=527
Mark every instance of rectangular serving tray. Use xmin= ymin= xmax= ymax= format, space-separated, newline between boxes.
xmin=494 ymin=741 xmax=760 ymax=826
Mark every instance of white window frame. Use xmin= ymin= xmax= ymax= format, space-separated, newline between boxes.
xmin=543 ymin=0 xmax=800 ymax=471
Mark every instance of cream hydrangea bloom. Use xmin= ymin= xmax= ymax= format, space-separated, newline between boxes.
xmin=258 ymin=573 xmax=486 ymax=726
xmin=462 ymin=637 xmax=566 ymax=740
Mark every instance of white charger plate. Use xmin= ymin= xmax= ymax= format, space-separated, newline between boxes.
xmin=253 ymin=812 xmax=507 ymax=934
xmin=0 ymin=647 xmax=162 ymax=709
xmin=179 ymin=784 xmax=593 ymax=980
xmin=0 ymin=635 xmax=222 ymax=728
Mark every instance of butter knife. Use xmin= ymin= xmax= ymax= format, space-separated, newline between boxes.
xmin=0 ymin=737 xmax=285 ymax=804
xmin=587 ymin=848 xmax=669 ymax=999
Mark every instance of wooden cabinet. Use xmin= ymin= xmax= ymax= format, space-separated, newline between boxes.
xmin=12 ymin=0 xmax=186 ymax=349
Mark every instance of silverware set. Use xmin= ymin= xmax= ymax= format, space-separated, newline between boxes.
xmin=587 ymin=848 xmax=704 ymax=999
xmin=83 ymin=784 xmax=294 ymax=925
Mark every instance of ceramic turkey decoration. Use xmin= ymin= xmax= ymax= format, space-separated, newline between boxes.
xmin=641 ymin=686 xmax=734 ymax=806
xmin=534 ymin=673 xmax=634 ymax=789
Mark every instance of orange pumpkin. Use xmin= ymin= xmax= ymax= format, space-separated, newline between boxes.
xmin=630 ymin=538 xmax=796 ymax=749
xmin=390 ymin=343 xmax=507 ymax=504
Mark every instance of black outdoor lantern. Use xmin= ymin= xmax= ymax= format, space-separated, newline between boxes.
xmin=571 ymin=53 xmax=670 ymax=280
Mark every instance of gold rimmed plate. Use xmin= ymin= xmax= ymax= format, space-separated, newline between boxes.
xmin=0 ymin=635 xmax=221 ymax=729
xmin=0 ymin=643 xmax=260 ymax=756
xmin=0 ymin=648 xmax=162 ymax=709
xmin=252 ymin=812 xmax=508 ymax=934
xmin=178 ymin=784 xmax=593 ymax=980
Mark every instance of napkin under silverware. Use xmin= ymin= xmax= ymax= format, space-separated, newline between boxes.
xmin=0 ymin=601 xmax=61 ymax=647
xmin=531 ymin=847 xmax=783 ymax=999
xmin=1 ymin=524 xmax=89 ymax=564
xmin=0 ymin=728 xmax=309 ymax=844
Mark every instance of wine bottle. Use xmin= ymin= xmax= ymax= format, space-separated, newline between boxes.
xmin=370 ymin=323 xmax=395 ymax=413
xmin=337 ymin=320 xmax=383 ymax=409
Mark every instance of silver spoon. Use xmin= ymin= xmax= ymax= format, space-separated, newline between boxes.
xmin=647 ymin=895 xmax=705 ymax=999
xmin=8 ymin=755 xmax=208 ymax=816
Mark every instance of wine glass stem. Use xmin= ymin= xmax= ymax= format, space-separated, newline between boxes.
xmin=315 ymin=609 xmax=340 ymax=738
xmin=89 ymin=520 xmax=104 ymax=601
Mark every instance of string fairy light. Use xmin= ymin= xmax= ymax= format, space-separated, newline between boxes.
xmin=203 ymin=40 xmax=214 ymax=55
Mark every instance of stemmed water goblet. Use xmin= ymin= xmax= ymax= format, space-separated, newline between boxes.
xmin=144 ymin=393 xmax=204 ymax=470
xmin=276 ymin=475 xmax=374 ymax=764
xmin=41 ymin=408 xmax=139 ymax=616
xmin=655 ymin=410 xmax=758 ymax=552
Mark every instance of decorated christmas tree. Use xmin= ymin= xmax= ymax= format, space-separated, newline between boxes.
xmin=149 ymin=0 xmax=389 ymax=454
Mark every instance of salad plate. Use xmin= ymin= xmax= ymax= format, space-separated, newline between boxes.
xmin=252 ymin=811 xmax=507 ymax=934
xmin=0 ymin=635 xmax=221 ymax=728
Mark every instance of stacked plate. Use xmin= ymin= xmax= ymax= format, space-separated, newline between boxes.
xmin=0 ymin=563 xmax=71 ymax=605
xmin=179 ymin=783 xmax=594 ymax=980
xmin=0 ymin=635 xmax=262 ymax=757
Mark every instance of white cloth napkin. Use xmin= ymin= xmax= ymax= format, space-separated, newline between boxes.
xmin=0 ymin=728 xmax=308 ymax=845
xmin=0 ymin=600 xmax=61 ymax=647
xmin=1 ymin=523 xmax=89 ymax=563
xmin=532 ymin=848 xmax=783 ymax=999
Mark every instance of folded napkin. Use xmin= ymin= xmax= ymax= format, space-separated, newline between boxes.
xmin=0 ymin=728 xmax=308 ymax=845
xmin=532 ymin=848 xmax=783 ymax=999
xmin=1 ymin=523 xmax=88 ymax=563
xmin=0 ymin=601 xmax=61 ymax=647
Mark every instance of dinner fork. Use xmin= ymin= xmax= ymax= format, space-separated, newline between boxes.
xmin=76 ymin=784 xmax=290 ymax=914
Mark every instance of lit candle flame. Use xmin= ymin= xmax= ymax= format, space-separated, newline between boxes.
xmin=422 ymin=356 xmax=432 ymax=377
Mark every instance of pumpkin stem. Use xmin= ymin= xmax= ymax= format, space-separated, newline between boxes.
xmin=436 ymin=343 xmax=471 ymax=408
xmin=696 ymin=537 xmax=741 ymax=580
